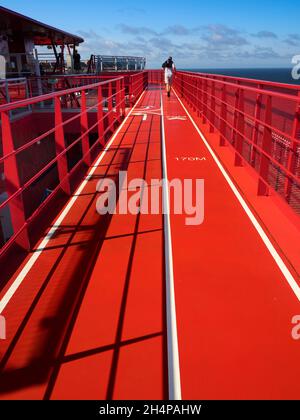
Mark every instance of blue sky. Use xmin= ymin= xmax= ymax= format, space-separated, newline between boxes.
xmin=2 ymin=0 xmax=300 ymax=68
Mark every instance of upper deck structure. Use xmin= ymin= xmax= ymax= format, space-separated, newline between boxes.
xmin=0 ymin=6 xmax=84 ymax=78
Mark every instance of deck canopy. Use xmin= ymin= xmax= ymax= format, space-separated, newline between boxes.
xmin=0 ymin=6 xmax=84 ymax=46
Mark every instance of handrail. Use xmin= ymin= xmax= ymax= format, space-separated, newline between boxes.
xmin=0 ymin=77 xmax=124 ymax=112
xmin=180 ymin=70 xmax=300 ymax=93
xmin=0 ymin=76 xmax=127 ymax=256
xmin=173 ymin=70 xmax=300 ymax=214
xmin=176 ymin=71 xmax=300 ymax=104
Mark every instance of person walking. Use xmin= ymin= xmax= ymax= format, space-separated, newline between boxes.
xmin=162 ymin=56 xmax=176 ymax=98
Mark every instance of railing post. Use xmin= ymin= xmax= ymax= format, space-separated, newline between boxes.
xmin=284 ymin=92 xmax=300 ymax=202
xmin=219 ymin=83 xmax=227 ymax=146
xmin=121 ymin=78 xmax=126 ymax=118
xmin=107 ymin=82 xmax=113 ymax=129
xmin=198 ymin=77 xmax=203 ymax=118
xmin=54 ymin=96 xmax=71 ymax=195
xmin=1 ymin=111 xmax=30 ymax=250
xmin=181 ymin=76 xmax=184 ymax=98
xmin=129 ymin=76 xmax=133 ymax=107
xmin=234 ymin=89 xmax=245 ymax=166
xmin=97 ymin=85 xmax=105 ymax=146
xmin=257 ymin=95 xmax=273 ymax=196
xmin=116 ymin=79 xmax=121 ymax=123
xmin=250 ymin=89 xmax=263 ymax=167
xmin=196 ymin=78 xmax=200 ymax=117
xmin=192 ymin=77 xmax=196 ymax=112
xmin=210 ymin=80 xmax=216 ymax=133
xmin=202 ymin=78 xmax=208 ymax=124
xmin=80 ymin=90 xmax=91 ymax=166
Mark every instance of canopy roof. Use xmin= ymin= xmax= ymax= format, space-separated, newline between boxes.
xmin=0 ymin=6 xmax=84 ymax=46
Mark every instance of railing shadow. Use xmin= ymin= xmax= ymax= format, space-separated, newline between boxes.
xmin=0 ymin=104 xmax=168 ymax=400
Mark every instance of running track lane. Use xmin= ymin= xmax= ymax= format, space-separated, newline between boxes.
xmin=163 ymin=88 xmax=300 ymax=399
xmin=0 ymin=87 xmax=168 ymax=400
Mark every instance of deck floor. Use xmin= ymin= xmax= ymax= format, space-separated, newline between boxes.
xmin=0 ymin=86 xmax=300 ymax=400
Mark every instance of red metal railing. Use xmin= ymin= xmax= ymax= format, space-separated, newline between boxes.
xmin=147 ymin=70 xmax=164 ymax=85
xmin=129 ymin=71 xmax=148 ymax=105
xmin=28 ymin=72 xmax=148 ymax=107
xmin=174 ymin=71 xmax=300 ymax=213
xmin=182 ymin=70 xmax=300 ymax=96
xmin=0 ymin=77 xmax=126 ymax=256
xmin=0 ymin=78 xmax=29 ymax=105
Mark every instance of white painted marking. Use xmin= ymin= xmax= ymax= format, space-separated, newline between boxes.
xmin=141 ymin=105 xmax=154 ymax=110
xmin=173 ymin=88 xmax=300 ymax=302
xmin=132 ymin=112 xmax=147 ymax=120
xmin=0 ymin=91 xmax=146 ymax=314
xmin=167 ymin=116 xmax=187 ymax=121
xmin=160 ymin=90 xmax=182 ymax=400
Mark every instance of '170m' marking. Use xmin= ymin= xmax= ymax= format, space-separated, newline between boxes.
xmin=176 ymin=157 xmax=207 ymax=162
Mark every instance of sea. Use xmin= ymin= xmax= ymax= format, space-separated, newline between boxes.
xmin=184 ymin=68 xmax=300 ymax=86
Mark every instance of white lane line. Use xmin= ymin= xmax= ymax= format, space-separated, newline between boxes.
xmin=0 ymin=90 xmax=146 ymax=314
xmin=160 ymin=90 xmax=182 ymax=400
xmin=173 ymin=88 xmax=300 ymax=302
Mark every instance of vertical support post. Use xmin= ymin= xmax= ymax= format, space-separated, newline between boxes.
xmin=284 ymin=92 xmax=300 ymax=202
xmin=196 ymin=78 xmax=200 ymax=117
xmin=1 ymin=111 xmax=30 ymax=250
xmin=250 ymin=90 xmax=263 ymax=167
xmin=107 ymin=82 xmax=114 ymax=130
xmin=80 ymin=90 xmax=91 ymax=166
xmin=129 ymin=76 xmax=133 ymax=107
xmin=198 ymin=77 xmax=203 ymax=118
xmin=234 ymin=89 xmax=245 ymax=166
xmin=210 ymin=80 xmax=216 ymax=133
xmin=116 ymin=79 xmax=121 ymax=123
xmin=192 ymin=77 xmax=196 ymax=111
xmin=97 ymin=85 xmax=104 ymax=146
xmin=257 ymin=95 xmax=273 ymax=196
xmin=202 ymin=78 xmax=208 ymax=124
xmin=181 ymin=75 xmax=184 ymax=98
xmin=54 ymin=96 xmax=71 ymax=195
xmin=219 ymin=83 xmax=227 ymax=146
xmin=120 ymin=78 xmax=125 ymax=118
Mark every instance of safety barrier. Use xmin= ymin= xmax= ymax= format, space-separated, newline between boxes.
xmin=147 ymin=70 xmax=164 ymax=85
xmin=1 ymin=69 xmax=299 ymax=257
xmin=182 ymin=70 xmax=300 ymax=96
xmin=0 ymin=77 xmax=126 ymax=256
xmin=28 ymin=72 xmax=148 ymax=107
xmin=0 ymin=78 xmax=29 ymax=105
xmin=129 ymin=71 xmax=148 ymax=105
xmin=174 ymin=71 xmax=300 ymax=214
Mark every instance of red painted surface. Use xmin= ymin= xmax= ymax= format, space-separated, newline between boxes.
xmin=0 ymin=76 xmax=299 ymax=400
xmin=174 ymin=72 xmax=300 ymax=214
xmin=163 ymin=88 xmax=300 ymax=399
xmin=0 ymin=88 xmax=167 ymax=400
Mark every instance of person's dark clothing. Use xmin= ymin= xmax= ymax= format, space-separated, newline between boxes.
xmin=162 ymin=58 xmax=174 ymax=69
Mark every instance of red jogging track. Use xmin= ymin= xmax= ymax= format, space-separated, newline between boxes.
xmin=0 ymin=86 xmax=300 ymax=400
